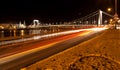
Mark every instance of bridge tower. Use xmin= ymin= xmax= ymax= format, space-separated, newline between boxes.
xmin=33 ymin=20 xmax=40 ymax=28
xmin=98 ymin=10 xmax=102 ymax=26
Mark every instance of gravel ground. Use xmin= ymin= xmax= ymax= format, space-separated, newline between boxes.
xmin=26 ymin=29 xmax=120 ymax=70
xmin=68 ymin=55 xmax=120 ymax=70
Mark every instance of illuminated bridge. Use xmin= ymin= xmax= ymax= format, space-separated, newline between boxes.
xmin=28 ymin=10 xmax=114 ymax=28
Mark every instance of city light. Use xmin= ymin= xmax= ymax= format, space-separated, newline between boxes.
xmin=13 ymin=26 xmax=16 ymax=29
xmin=107 ymin=8 xmax=112 ymax=12
xmin=0 ymin=26 xmax=4 ymax=29
xmin=110 ymin=19 xmax=113 ymax=22
xmin=117 ymin=20 xmax=120 ymax=23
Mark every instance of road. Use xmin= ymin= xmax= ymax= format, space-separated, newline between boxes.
xmin=0 ymin=28 xmax=106 ymax=70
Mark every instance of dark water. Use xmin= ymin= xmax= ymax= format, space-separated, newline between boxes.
xmin=0 ymin=28 xmax=63 ymax=38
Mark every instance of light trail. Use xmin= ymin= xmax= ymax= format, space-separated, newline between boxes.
xmin=0 ymin=27 xmax=107 ymax=46
xmin=0 ymin=42 xmax=57 ymax=64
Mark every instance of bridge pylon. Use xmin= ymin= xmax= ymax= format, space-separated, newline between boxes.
xmin=98 ymin=10 xmax=102 ymax=26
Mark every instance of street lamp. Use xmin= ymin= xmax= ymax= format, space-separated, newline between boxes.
xmin=107 ymin=8 xmax=112 ymax=12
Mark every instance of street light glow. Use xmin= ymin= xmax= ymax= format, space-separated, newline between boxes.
xmin=107 ymin=8 xmax=112 ymax=12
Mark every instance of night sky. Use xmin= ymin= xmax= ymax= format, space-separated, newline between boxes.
xmin=0 ymin=0 xmax=119 ymax=24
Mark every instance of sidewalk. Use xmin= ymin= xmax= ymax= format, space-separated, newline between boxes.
xmin=26 ymin=29 xmax=120 ymax=70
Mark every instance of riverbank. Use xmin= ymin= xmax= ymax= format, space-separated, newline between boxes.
xmin=25 ymin=29 xmax=120 ymax=70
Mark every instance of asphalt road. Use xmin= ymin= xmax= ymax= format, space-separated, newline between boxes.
xmin=0 ymin=28 xmax=105 ymax=70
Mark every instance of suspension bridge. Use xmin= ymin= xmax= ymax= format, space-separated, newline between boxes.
xmin=28 ymin=9 xmax=115 ymax=28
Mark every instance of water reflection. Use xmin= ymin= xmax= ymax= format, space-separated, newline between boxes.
xmin=20 ymin=30 xmax=24 ymax=36
xmin=0 ymin=27 xmax=73 ymax=38
xmin=13 ymin=30 xmax=16 ymax=37
xmin=0 ymin=31 xmax=4 ymax=38
xmin=29 ymin=29 xmax=41 ymax=35
xmin=10 ymin=30 xmax=12 ymax=37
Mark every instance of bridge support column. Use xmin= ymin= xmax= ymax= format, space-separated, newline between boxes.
xmin=98 ymin=10 xmax=102 ymax=26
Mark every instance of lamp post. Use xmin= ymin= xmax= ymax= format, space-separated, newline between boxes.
xmin=115 ymin=0 xmax=117 ymax=15
xmin=114 ymin=0 xmax=118 ymax=29
xmin=114 ymin=0 xmax=119 ymax=19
